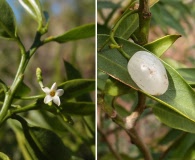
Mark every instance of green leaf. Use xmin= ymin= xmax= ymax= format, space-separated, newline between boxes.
xmin=15 ymin=82 xmax=31 ymax=97
xmin=144 ymin=35 xmax=181 ymax=57
xmin=152 ymin=104 xmax=195 ymax=133
xmin=9 ymin=120 xmax=41 ymax=160
xmin=184 ymin=143 xmax=195 ymax=160
xmin=0 ymin=0 xmax=17 ymax=39
xmin=42 ymin=101 xmax=95 ymax=116
xmin=61 ymin=102 xmax=94 ymax=115
xmin=18 ymin=0 xmax=43 ymax=27
xmin=158 ymin=129 xmax=182 ymax=145
xmin=161 ymin=133 xmax=195 ymax=159
xmin=177 ymin=68 xmax=195 ymax=85
xmin=163 ymin=58 xmax=186 ymax=69
xmin=64 ymin=61 xmax=92 ymax=102
xmin=59 ymin=79 xmax=95 ymax=99
xmin=149 ymin=0 xmax=159 ymax=7
xmin=104 ymin=77 xmax=132 ymax=96
xmin=114 ymin=11 xmax=139 ymax=39
xmin=97 ymin=23 xmax=110 ymax=35
xmin=29 ymin=127 xmax=72 ymax=160
xmin=13 ymin=116 xmax=72 ymax=160
xmin=97 ymin=70 xmax=109 ymax=91
xmin=97 ymin=1 xmax=120 ymax=9
xmin=98 ymin=34 xmax=195 ymax=124
xmin=64 ymin=60 xmax=82 ymax=80
xmin=151 ymin=4 xmax=186 ymax=35
xmin=53 ymin=23 xmax=95 ymax=43
xmin=0 ymin=152 xmax=10 ymax=160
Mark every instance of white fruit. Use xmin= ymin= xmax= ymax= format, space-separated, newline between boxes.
xmin=127 ymin=51 xmax=169 ymax=95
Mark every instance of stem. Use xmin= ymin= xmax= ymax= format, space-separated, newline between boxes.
xmin=0 ymin=32 xmax=43 ymax=126
xmin=125 ymin=92 xmax=146 ymax=129
xmin=110 ymin=10 xmax=138 ymax=60
xmin=98 ymin=94 xmax=152 ymax=160
xmin=0 ymin=80 xmax=8 ymax=93
xmin=127 ymin=128 xmax=153 ymax=160
xmin=133 ymin=0 xmax=151 ymax=45
xmin=10 ymin=103 xmax=38 ymax=115
xmin=14 ymin=95 xmax=44 ymax=100
xmin=98 ymin=126 xmax=122 ymax=160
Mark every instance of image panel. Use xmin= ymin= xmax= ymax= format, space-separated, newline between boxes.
xmin=97 ymin=0 xmax=195 ymax=160
xmin=0 ymin=0 xmax=95 ymax=160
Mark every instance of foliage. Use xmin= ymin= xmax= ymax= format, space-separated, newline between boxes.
xmin=0 ymin=0 xmax=95 ymax=160
xmin=97 ymin=0 xmax=195 ymax=159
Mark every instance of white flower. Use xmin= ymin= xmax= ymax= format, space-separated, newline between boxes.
xmin=42 ymin=82 xmax=64 ymax=106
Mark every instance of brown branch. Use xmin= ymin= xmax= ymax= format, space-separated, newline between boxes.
xmin=98 ymin=93 xmax=153 ymax=160
xmin=98 ymin=126 xmax=122 ymax=160
xmin=125 ymin=92 xmax=146 ymax=129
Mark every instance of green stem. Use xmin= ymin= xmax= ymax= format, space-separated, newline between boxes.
xmin=0 ymin=80 xmax=8 ymax=93
xmin=133 ymin=0 xmax=151 ymax=45
xmin=10 ymin=103 xmax=38 ymax=115
xmin=14 ymin=95 xmax=44 ymax=100
xmin=3 ymin=103 xmax=40 ymax=123
xmin=109 ymin=10 xmax=138 ymax=60
xmin=0 ymin=32 xmax=43 ymax=126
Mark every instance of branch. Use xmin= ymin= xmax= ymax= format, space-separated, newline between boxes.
xmin=125 ymin=92 xmax=146 ymax=129
xmin=98 ymin=126 xmax=122 ymax=160
xmin=98 ymin=94 xmax=153 ymax=160
xmin=132 ymin=0 xmax=151 ymax=45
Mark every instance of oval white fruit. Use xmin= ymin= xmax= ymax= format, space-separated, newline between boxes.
xmin=127 ymin=51 xmax=169 ymax=95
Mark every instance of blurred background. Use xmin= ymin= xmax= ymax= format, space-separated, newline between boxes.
xmin=0 ymin=0 xmax=95 ymax=159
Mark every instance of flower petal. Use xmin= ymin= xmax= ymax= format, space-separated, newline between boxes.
xmin=44 ymin=95 xmax=53 ymax=104
xmin=51 ymin=82 xmax=57 ymax=91
xmin=42 ymin=87 xmax=50 ymax=94
xmin=56 ymin=89 xmax=64 ymax=96
xmin=53 ymin=96 xmax=61 ymax=106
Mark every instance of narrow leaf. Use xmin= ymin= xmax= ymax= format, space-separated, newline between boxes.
xmin=0 ymin=0 xmax=17 ymax=39
xmin=64 ymin=61 xmax=92 ymax=101
xmin=114 ymin=11 xmax=139 ymax=39
xmin=13 ymin=116 xmax=72 ymax=160
xmin=29 ymin=127 xmax=72 ymax=160
xmin=149 ymin=0 xmax=159 ymax=7
xmin=161 ymin=133 xmax=195 ymax=159
xmin=42 ymin=101 xmax=95 ymax=116
xmin=97 ymin=70 xmax=109 ymax=91
xmin=97 ymin=1 xmax=120 ymax=9
xmin=144 ymin=35 xmax=181 ymax=57
xmin=59 ymin=79 xmax=95 ymax=99
xmin=61 ymin=102 xmax=94 ymax=115
xmin=177 ymin=68 xmax=195 ymax=85
xmin=0 ymin=152 xmax=10 ymax=160
xmin=9 ymin=120 xmax=39 ymax=160
xmin=18 ymin=0 xmax=43 ymax=26
xmin=159 ymin=129 xmax=182 ymax=145
xmin=53 ymin=23 xmax=95 ymax=43
xmin=152 ymin=104 xmax=195 ymax=133
xmin=64 ymin=60 xmax=82 ymax=80
xmin=151 ymin=5 xmax=186 ymax=35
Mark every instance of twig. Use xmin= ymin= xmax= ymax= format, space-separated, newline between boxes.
xmin=125 ymin=92 xmax=146 ymax=129
xmin=159 ymin=132 xmax=186 ymax=160
xmin=98 ymin=126 xmax=122 ymax=160
xmin=98 ymin=94 xmax=153 ymax=160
